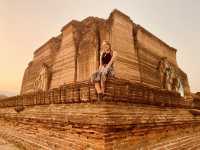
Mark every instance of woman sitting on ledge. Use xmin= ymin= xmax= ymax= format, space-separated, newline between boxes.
xmin=90 ymin=41 xmax=117 ymax=101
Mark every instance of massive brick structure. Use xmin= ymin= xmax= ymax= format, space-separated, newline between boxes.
xmin=0 ymin=9 xmax=199 ymax=150
xmin=20 ymin=9 xmax=191 ymax=99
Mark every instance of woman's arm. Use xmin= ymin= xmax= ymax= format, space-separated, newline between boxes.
xmin=99 ymin=51 xmax=103 ymax=70
xmin=106 ymin=51 xmax=117 ymax=68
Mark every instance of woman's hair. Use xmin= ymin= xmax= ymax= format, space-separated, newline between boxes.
xmin=102 ymin=40 xmax=111 ymax=50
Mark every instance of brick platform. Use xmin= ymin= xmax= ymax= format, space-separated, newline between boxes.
xmin=0 ymin=103 xmax=200 ymax=149
xmin=0 ymin=79 xmax=200 ymax=149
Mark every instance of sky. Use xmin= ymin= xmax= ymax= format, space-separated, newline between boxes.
xmin=0 ymin=0 xmax=200 ymax=96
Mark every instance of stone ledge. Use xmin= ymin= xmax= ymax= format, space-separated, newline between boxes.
xmin=0 ymin=103 xmax=200 ymax=149
xmin=0 ymin=78 xmax=195 ymax=110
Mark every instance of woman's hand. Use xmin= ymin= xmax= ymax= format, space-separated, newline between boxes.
xmin=107 ymin=51 xmax=117 ymax=68
xmin=99 ymin=65 xmax=103 ymax=70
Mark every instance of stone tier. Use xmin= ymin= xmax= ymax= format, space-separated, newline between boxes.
xmin=0 ymin=78 xmax=196 ymax=109
xmin=0 ymin=79 xmax=200 ymax=149
xmin=0 ymin=102 xmax=200 ymax=149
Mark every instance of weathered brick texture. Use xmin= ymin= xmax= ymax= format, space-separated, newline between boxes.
xmin=0 ymin=78 xmax=200 ymax=149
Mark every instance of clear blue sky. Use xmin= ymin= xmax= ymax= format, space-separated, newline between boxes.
xmin=0 ymin=0 xmax=200 ymax=95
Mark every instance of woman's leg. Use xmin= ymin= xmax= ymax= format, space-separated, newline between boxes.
xmin=100 ymin=80 xmax=105 ymax=94
xmin=91 ymin=70 xmax=103 ymax=101
xmin=95 ymin=82 xmax=102 ymax=94
xmin=95 ymin=82 xmax=103 ymax=101
xmin=100 ymin=71 xmax=107 ymax=94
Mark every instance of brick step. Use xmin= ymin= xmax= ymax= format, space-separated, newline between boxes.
xmin=0 ymin=121 xmax=103 ymax=150
xmin=188 ymin=142 xmax=200 ymax=150
xmin=0 ymin=128 xmax=51 ymax=150
xmin=148 ymin=133 xmax=200 ymax=149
